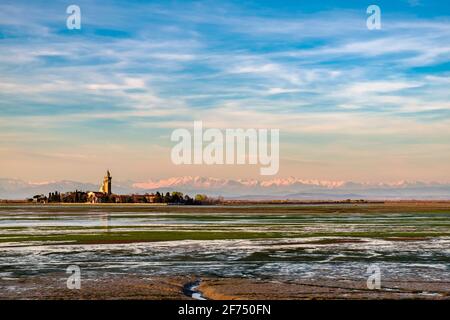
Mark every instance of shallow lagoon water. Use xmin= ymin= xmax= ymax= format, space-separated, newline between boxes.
xmin=0 ymin=205 xmax=449 ymax=285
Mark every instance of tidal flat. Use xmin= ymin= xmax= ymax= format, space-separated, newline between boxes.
xmin=0 ymin=203 xmax=449 ymax=299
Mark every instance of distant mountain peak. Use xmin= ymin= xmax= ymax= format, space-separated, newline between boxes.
xmin=1 ymin=176 xmax=449 ymax=200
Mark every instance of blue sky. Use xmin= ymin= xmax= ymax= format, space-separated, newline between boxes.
xmin=0 ymin=0 xmax=449 ymax=183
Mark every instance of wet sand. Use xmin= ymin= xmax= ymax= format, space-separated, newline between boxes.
xmin=199 ymin=278 xmax=450 ymax=300
xmin=0 ymin=274 xmax=192 ymax=300
xmin=1 ymin=275 xmax=448 ymax=300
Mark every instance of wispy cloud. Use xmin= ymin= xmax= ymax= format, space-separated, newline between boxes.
xmin=0 ymin=0 xmax=449 ymax=182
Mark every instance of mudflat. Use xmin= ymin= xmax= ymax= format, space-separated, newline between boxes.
xmin=1 ymin=275 xmax=449 ymax=300
xmin=0 ymin=202 xmax=449 ymax=299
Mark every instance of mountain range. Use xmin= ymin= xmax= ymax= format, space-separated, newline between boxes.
xmin=1 ymin=176 xmax=449 ymax=200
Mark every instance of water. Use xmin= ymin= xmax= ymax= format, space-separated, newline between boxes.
xmin=183 ymin=279 xmax=207 ymax=300
xmin=0 ymin=205 xmax=449 ymax=284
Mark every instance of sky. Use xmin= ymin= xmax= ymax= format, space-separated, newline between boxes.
xmin=0 ymin=0 xmax=450 ymax=184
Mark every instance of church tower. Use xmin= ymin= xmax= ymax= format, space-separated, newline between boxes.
xmin=100 ymin=170 xmax=112 ymax=195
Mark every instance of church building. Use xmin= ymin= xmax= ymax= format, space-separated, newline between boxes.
xmin=87 ymin=170 xmax=112 ymax=203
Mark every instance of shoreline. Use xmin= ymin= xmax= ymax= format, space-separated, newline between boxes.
xmin=3 ymin=200 xmax=450 ymax=206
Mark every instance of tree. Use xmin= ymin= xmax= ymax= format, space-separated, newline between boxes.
xmin=171 ymin=191 xmax=184 ymax=203
xmin=195 ymin=194 xmax=207 ymax=201
xmin=154 ymin=191 xmax=163 ymax=203
xmin=184 ymin=194 xmax=193 ymax=205
xmin=194 ymin=194 xmax=208 ymax=204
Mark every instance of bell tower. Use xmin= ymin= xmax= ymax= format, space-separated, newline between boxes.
xmin=100 ymin=170 xmax=112 ymax=195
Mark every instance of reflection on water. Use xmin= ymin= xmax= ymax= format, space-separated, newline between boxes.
xmin=101 ymin=214 xmax=110 ymax=232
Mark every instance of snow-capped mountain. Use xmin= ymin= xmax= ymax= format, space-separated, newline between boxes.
xmin=132 ymin=176 xmax=450 ymax=200
xmin=1 ymin=176 xmax=449 ymax=200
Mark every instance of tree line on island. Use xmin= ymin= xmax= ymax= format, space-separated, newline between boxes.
xmin=30 ymin=190 xmax=224 ymax=205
